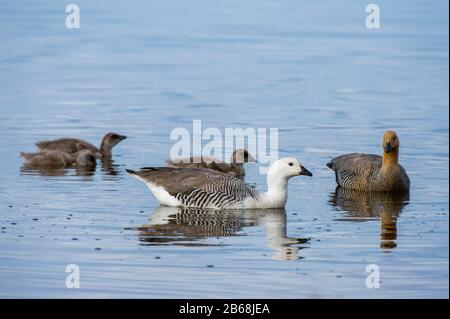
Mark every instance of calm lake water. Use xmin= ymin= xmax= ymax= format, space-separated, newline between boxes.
xmin=0 ymin=1 xmax=448 ymax=298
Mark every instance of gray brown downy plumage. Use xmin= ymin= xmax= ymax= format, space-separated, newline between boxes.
xmin=73 ymin=150 xmax=97 ymax=169
xmin=326 ymin=130 xmax=410 ymax=192
xmin=36 ymin=132 xmax=127 ymax=159
xmin=21 ymin=149 xmax=96 ymax=169
xmin=166 ymin=149 xmax=256 ymax=177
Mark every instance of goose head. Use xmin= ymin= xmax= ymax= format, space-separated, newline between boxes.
xmin=102 ymin=132 xmax=127 ymax=148
xmin=75 ymin=150 xmax=97 ymax=169
xmin=268 ymin=157 xmax=313 ymax=180
xmin=100 ymin=132 xmax=127 ymax=156
xmin=382 ymin=130 xmax=399 ymax=154
xmin=231 ymin=149 xmax=257 ymax=164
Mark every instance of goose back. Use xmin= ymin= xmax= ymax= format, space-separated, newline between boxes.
xmin=327 ymin=153 xmax=409 ymax=192
xmin=167 ymin=157 xmax=245 ymax=177
xmin=21 ymin=150 xmax=75 ymax=168
xmin=36 ymin=138 xmax=100 ymax=157
xmin=127 ymin=167 xmax=259 ymax=209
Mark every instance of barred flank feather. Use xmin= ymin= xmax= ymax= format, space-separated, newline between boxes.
xmin=175 ymin=174 xmax=260 ymax=209
xmin=127 ymin=167 xmax=260 ymax=209
xmin=327 ymin=153 xmax=409 ymax=192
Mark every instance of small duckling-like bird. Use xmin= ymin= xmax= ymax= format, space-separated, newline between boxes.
xmin=326 ymin=130 xmax=410 ymax=192
xmin=166 ymin=149 xmax=256 ymax=177
xmin=73 ymin=150 xmax=97 ymax=169
xmin=36 ymin=132 xmax=127 ymax=159
xmin=126 ymin=157 xmax=312 ymax=210
xmin=21 ymin=149 xmax=97 ymax=169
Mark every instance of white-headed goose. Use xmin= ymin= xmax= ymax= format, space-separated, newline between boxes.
xmin=127 ymin=157 xmax=312 ymax=209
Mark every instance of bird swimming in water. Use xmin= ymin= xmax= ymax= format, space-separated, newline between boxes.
xmin=326 ymin=130 xmax=410 ymax=192
xmin=166 ymin=149 xmax=256 ymax=178
xmin=35 ymin=132 xmax=127 ymax=159
xmin=21 ymin=149 xmax=97 ymax=170
xmin=126 ymin=157 xmax=312 ymax=210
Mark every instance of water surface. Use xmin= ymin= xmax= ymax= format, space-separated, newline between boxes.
xmin=0 ymin=0 xmax=448 ymax=298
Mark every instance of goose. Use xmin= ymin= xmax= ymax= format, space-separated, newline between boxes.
xmin=36 ymin=132 xmax=127 ymax=159
xmin=167 ymin=149 xmax=256 ymax=177
xmin=126 ymin=157 xmax=312 ymax=209
xmin=326 ymin=130 xmax=410 ymax=192
xmin=21 ymin=149 xmax=96 ymax=169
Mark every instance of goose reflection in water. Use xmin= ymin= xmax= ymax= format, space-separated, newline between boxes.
xmin=20 ymin=166 xmax=96 ymax=177
xmin=329 ymin=187 xmax=409 ymax=249
xmin=133 ymin=207 xmax=309 ymax=260
xmin=20 ymin=157 xmax=120 ymax=177
xmin=100 ymin=157 xmax=120 ymax=176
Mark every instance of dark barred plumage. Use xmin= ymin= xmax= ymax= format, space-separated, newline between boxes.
xmin=127 ymin=167 xmax=260 ymax=209
xmin=327 ymin=153 xmax=410 ymax=192
xmin=175 ymin=174 xmax=260 ymax=209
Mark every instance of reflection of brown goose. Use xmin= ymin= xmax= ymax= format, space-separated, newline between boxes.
xmin=167 ymin=149 xmax=256 ymax=178
xmin=329 ymin=186 xmax=409 ymax=249
xmin=100 ymin=157 xmax=120 ymax=176
xmin=131 ymin=207 xmax=309 ymax=260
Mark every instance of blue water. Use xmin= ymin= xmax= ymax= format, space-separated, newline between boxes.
xmin=0 ymin=0 xmax=448 ymax=298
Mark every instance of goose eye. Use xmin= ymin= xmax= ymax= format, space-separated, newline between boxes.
xmin=288 ymin=162 xmax=293 ymax=166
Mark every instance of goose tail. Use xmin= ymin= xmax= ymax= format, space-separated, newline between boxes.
xmin=126 ymin=168 xmax=147 ymax=183
xmin=125 ymin=168 xmax=137 ymax=176
xmin=20 ymin=152 xmax=33 ymax=160
xmin=36 ymin=141 xmax=49 ymax=150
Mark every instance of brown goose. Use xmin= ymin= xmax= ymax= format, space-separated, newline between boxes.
xmin=326 ymin=130 xmax=410 ymax=192
xmin=21 ymin=149 xmax=96 ymax=169
xmin=166 ymin=149 xmax=256 ymax=177
xmin=36 ymin=132 xmax=127 ymax=159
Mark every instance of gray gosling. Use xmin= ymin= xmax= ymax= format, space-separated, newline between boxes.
xmin=36 ymin=132 xmax=127 ymax=159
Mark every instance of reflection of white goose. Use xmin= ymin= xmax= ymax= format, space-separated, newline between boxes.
xmin=137 ymin=207 xmax=309 ymax=260
xmin=258 ymin=211 xmax=308 ymax=261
